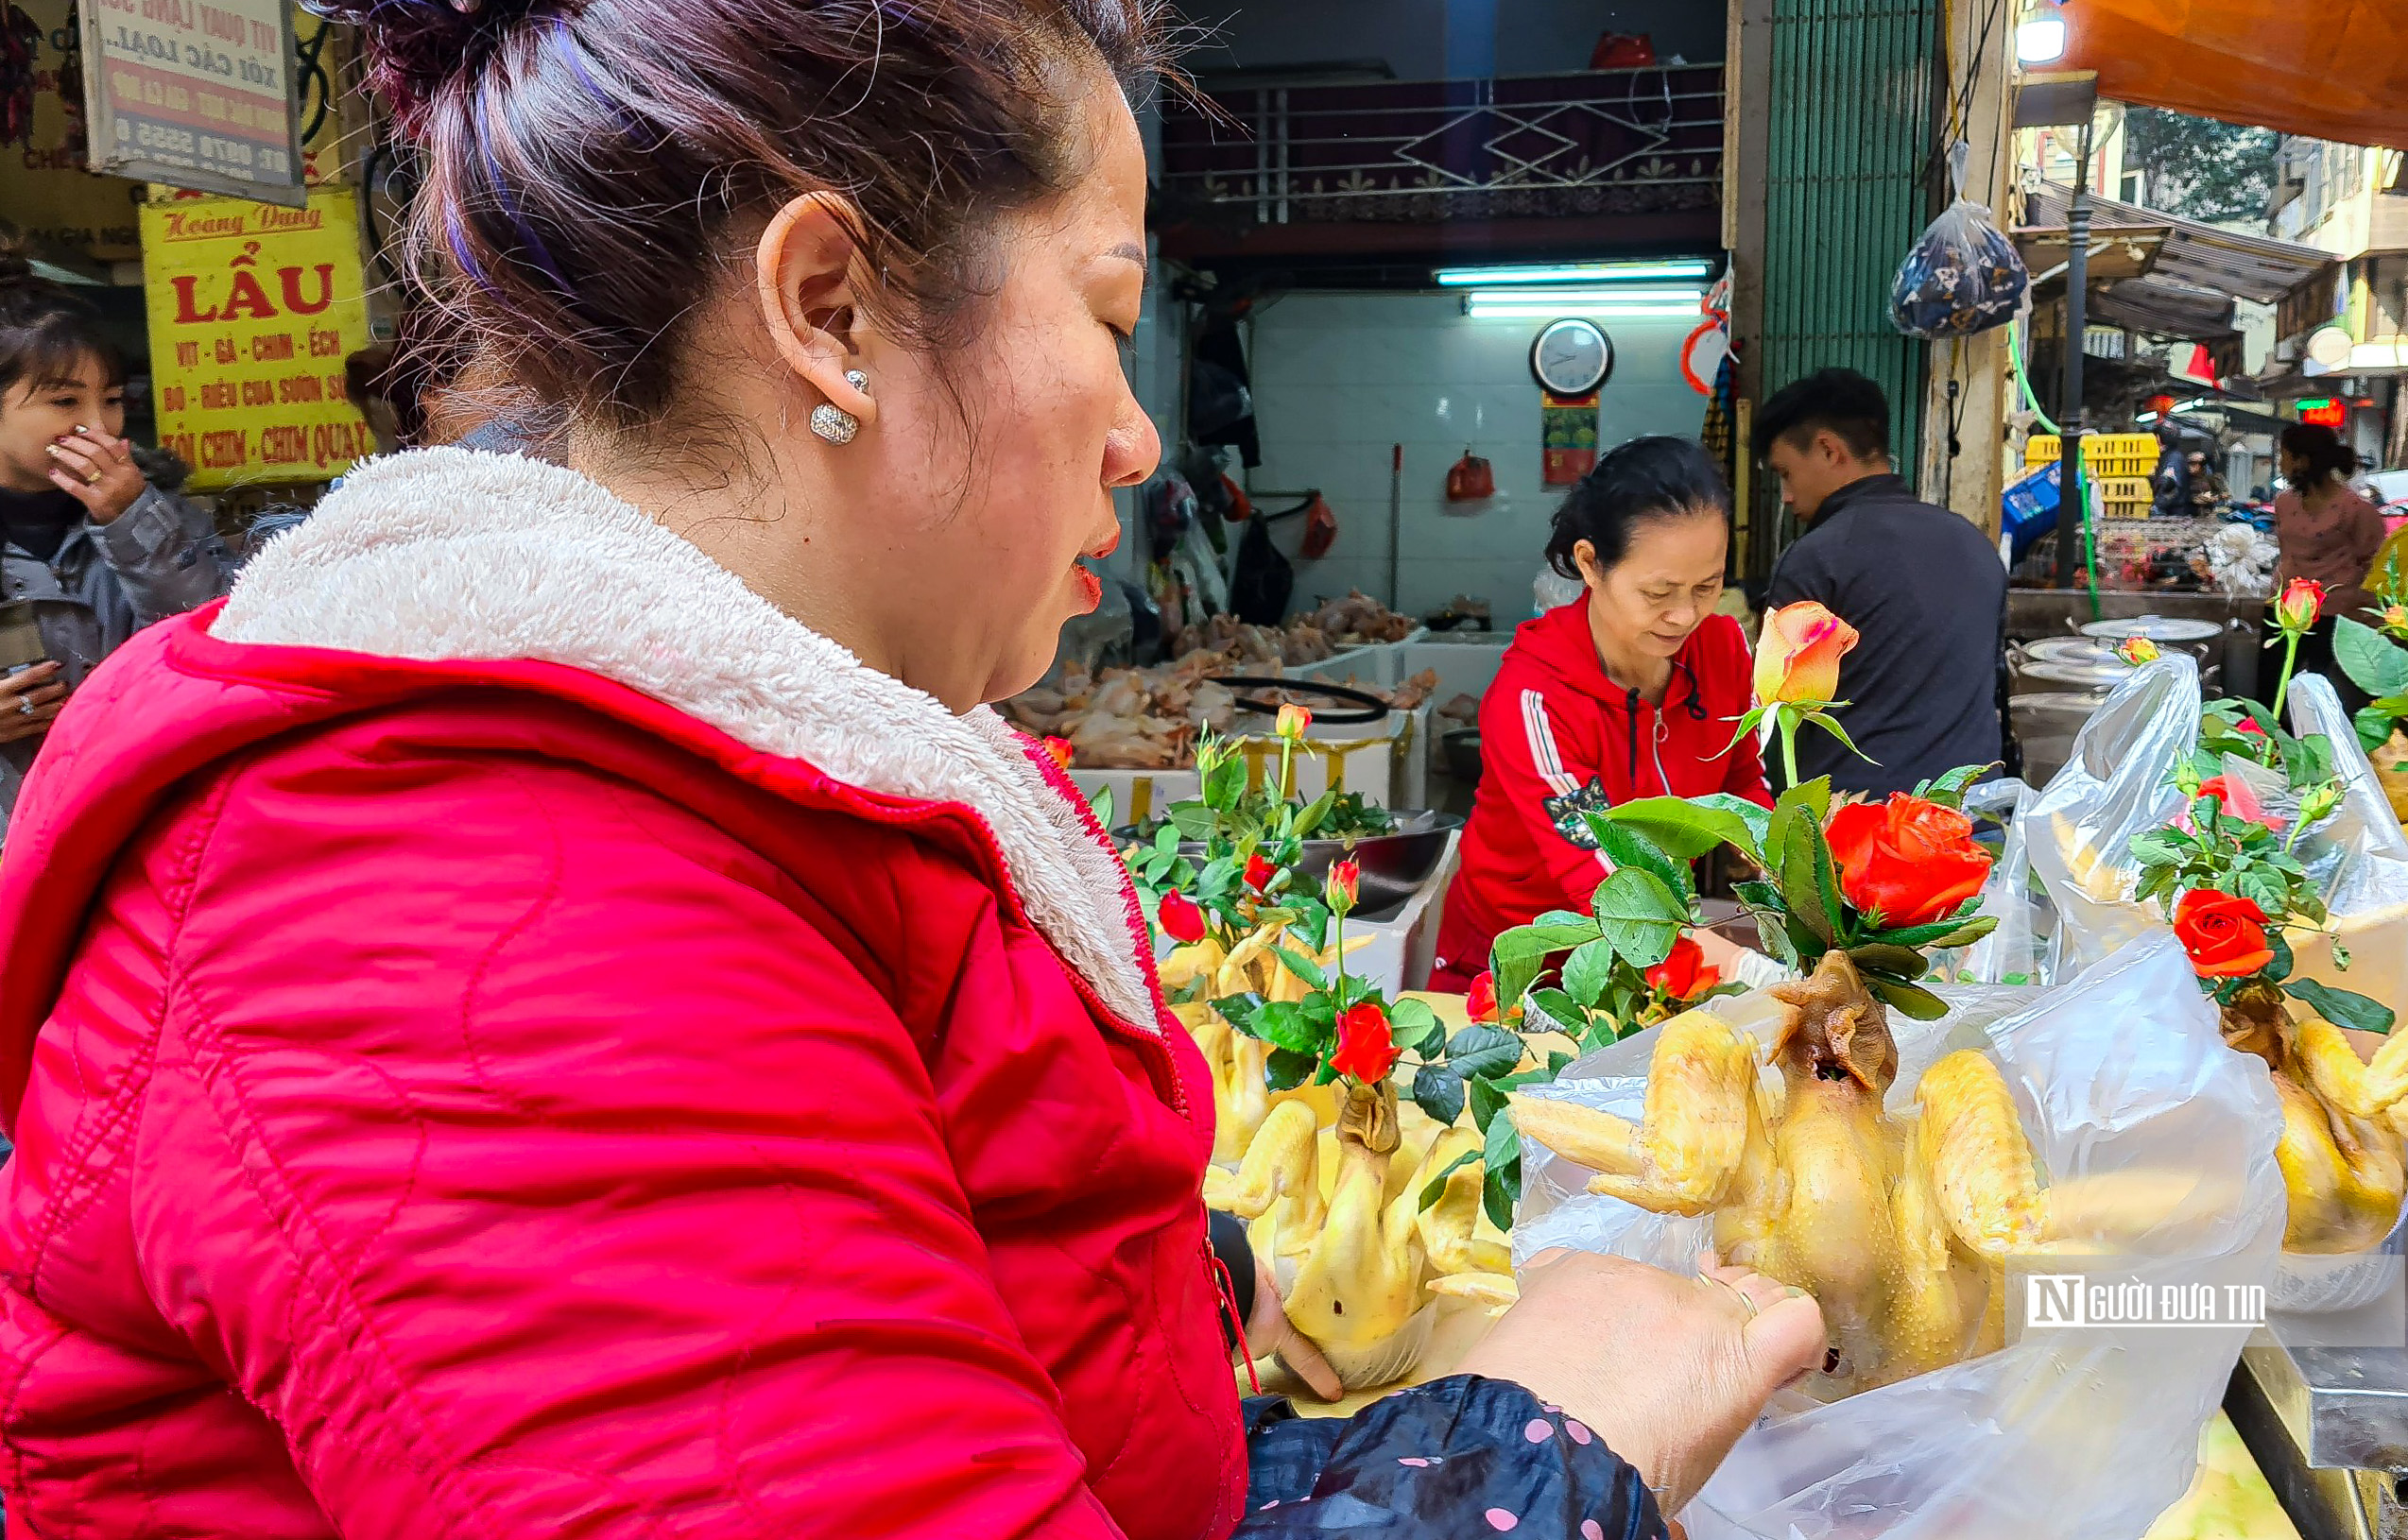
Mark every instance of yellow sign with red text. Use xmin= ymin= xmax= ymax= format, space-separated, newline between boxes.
xmin=138 ymin=186 xmax=373 ymax=488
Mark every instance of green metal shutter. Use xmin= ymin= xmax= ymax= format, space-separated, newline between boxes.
xmin=1759 ymin=0 xmax=1942 ymax=471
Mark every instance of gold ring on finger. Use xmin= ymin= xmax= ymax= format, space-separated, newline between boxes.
xmin=83 ymin=469 xmax=102 ymax=485
xmin=1707 ymin=1274 xmax=1760 ymax=1319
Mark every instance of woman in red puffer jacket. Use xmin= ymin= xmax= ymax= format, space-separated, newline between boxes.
xmin=0 ymin=6 xmax=1821 ymax=1536
xmin=1437 ymin=437 xmax=1775 ymax=990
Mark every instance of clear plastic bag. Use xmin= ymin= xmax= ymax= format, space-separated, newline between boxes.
xmin=2281 ymin=674 xmax=2408 ymax=1011
xmin=2021 ymin=656 xmax=2200 ymax=982
xmin=1889 ymin=145 xmax=2030 ymax=341
xmin=1957 ymin=777 xmax=2047 ymax=985
xmin=1514 ymin=935 xmax=2286 ymax=1540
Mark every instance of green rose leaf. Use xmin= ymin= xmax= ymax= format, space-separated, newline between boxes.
xmin=2358 ymin=704 xmax=2401 ymax=752
xmin=1593 ymin=794 xmax=1770 ymax=864
xmin=1490 ymin=919 xmax=1605 ymax=1012
xmin=1203 ymin=752 xmax=1247 ymax=812
xmin=1467 ymin=1074 xmax=1510 ymax=1135
xmin=2262 ymin=927 xmax=2296 ymax=984
xmin=1592 ymin=866 xmax=1685 ymax=969
xmin=1861 ymin=973 xmax=1949 ymax=1019
xmin=1390 ymin=996 xmax=1444 ymax=1055
xmin=1412 ymin=1064 xmax=1469 ymax=1129
xmin=1847 ymin=942 xmax=1927 ymax=979
xmin=1264 ymin=1047 xmax=1317 ymax=1091
xmin=1447 ymin=1024 xmax=1525 ymax=1082
xmin=1582 ymin=813 xmax=1697 ymax=908
xmin=1273 ymin=945 xmax=1328 ymax=993
xmin=2336 ymin=617 xmax=2408 ymax=698
xmin=1526 ymin=987 xmax=1588 ymax=1037
xmin=1250 ymin=1001 xmax=1323 ymax=1054
xmin=1561 ymin=937 xmax=1622 ymax=1011
xmin=1776 ymin=808 xmax=1842 ymax=950
xmin=1910 ymin=763 xmax=1991 ymax=812
xmin=2285 ymin=979 xmax=2398 ymax=1035
xmin=1169 ymin=805 xmax=1219 ymax=843
xmin=1088 ymin=785 xmax=1114 ymax=830
xmin=1482 ymin=1113 xmax=1522 ymax=1231
xmin=1417 ymin=1146 xmax=1482 ymax=1210
xmin=1213 ymin=992 xmax=1264 ymax=1030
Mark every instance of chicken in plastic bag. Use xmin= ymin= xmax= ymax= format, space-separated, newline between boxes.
xmin=1889 ymin=144 xmax=2028 ymax=341
xmin=1512 ymin=935 xmax=2283 ymax=1540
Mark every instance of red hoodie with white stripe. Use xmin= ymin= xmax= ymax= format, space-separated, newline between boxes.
xmin=1434 ymin=602 xmax=1771 ymax=986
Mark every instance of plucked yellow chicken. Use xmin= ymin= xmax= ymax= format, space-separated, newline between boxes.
xmin=2223 ymin=992 xmax=2408 ymax=1253
xmin=1169 ymin=923 xmax=1517 ymax=1388
xmin=1205 ymin=1084 xmax=1517 ymax=1388
xmin=1510 ymin=951 xmax=2055 ymax=1397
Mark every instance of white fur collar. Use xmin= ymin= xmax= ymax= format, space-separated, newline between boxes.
xmin=214 ymin=446 xmax=1159 ymax=1034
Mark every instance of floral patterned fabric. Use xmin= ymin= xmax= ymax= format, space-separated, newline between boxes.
xmin=1235 ymin=1376 xmax=1664 ymax=1539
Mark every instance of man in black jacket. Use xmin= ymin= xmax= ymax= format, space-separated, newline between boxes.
xmin=1757 ymin=368 xmax=2005 ymax=795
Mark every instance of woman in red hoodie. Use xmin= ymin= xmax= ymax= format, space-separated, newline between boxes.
xmin=1438 ymin=436 xmax=1773 ymax=987
xmin=0 ymin=6 xmax=1824 ymax=1537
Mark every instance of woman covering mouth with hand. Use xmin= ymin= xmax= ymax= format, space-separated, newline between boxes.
xmin=1437 ymin=435 xmax=1776 ymax=991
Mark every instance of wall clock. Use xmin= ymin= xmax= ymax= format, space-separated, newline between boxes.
xmin=1530 ymin=317 xmax=1612 ymax=396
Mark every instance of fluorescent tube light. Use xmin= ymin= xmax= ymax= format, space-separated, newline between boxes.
xmin=1435 ymin=259 xmax=1715 ymax=286
xmin=1463 ymin=299 xmax=1703 ymax=320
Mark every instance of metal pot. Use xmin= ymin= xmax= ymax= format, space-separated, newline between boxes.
xmin=2015 ymin=657 xmax=2135 ymax=693
xmin=2011 ymin=690 xmax=2112 ymax=787
xmin=2019 ymin=636 xmax=2125 ymax=669
xmin=2079 ymin=615 xmax=2225 ymax=690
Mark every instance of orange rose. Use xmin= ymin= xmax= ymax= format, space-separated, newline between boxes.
xmin=1330 ymin=1001 xmax=1401 ymax=1085
xmin=2173 ymin=889 xmax=2275 ymax=978
xmin=1754 ymin=601 xmax=1860 ymax=706
xmin=1823 ymin=795 xmax=1992 ymax=928
xmin=1644 ymin=934 xmax=1722 ymax=1003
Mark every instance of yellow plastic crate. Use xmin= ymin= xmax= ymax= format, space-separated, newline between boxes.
xmin=2095 ymin=476 xmax=2153 ymax=503
xmin=2026 ymin=433 xmax=2159 ymax=463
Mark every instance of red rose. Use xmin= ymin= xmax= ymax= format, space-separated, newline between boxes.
xmin=2174 ymin=889 xmax=2276 ymax=978
xmin=1331 ymin=1001 xmax=1401 ymax=1085
xmin=1466 ymin=970 xmax=1500 ymax=1023
xmin=1041 ymin=735 xmax=1075 ymax=771
xmin=1244 ymin=853 xmax=1277 ymax=892
xmin=1644 ymin=934 xmax=1722 ymax=1003
xmin=1156 ymin=890 xmax=1207 ymax=944
xmin=1823 ymin=794 xmax=1993 ymax=928
xmin=1325 ymin=858 xmax=1361 ymax=914
xmin=2233 ymin=717 xmax=2267 ymax=739
xmin=2194 ymin=775 xmax=2283 ymax=832
xmin=2275 ymin=577 xmax=2326 ymax=633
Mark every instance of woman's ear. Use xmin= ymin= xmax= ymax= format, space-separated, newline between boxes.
xmin=754 ymin=192 xmax=877 ymax=428
xmin=1573 ymin=539 xmax=1604 ymax=589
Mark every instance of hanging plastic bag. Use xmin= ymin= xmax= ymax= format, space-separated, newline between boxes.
xmin=2280 ymin=674 xmax=2408 ymax=1011
xmin=1446 ymin=449 xmax=1495 ymax=502
xmin=1890 ymin=143 xmax=2029 ymax=341
xmin=1955 ymin=777 xmax=2049 ymax=984
xmin=1513 ymin=934 xmax=2285 ymax=1540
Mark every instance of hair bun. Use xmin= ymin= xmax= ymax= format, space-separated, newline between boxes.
xmin=305 ymin=0 xmax=546 ymax=135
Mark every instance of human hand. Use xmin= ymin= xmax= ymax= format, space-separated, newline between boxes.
xmin=0 ymin=662 xmax=67 ymax=745
xmin=1250 ymin=1253 xmax=1343 ymax=1402
xmin=1456 ymin=1251 xmax=1824 ymax=1514
xmin=44 ymin=428 xmax=146 ymax=524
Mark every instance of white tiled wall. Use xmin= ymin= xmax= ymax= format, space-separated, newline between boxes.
xmin=1244 ymin=293 xmax=1717 ymax=622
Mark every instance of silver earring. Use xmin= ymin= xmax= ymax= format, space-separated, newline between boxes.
xmin=810 ymin=369 xmax=869 ymax=445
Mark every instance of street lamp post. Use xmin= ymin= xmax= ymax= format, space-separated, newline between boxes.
xmin=2055 ymin=112 xmax=2093 ymax=590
